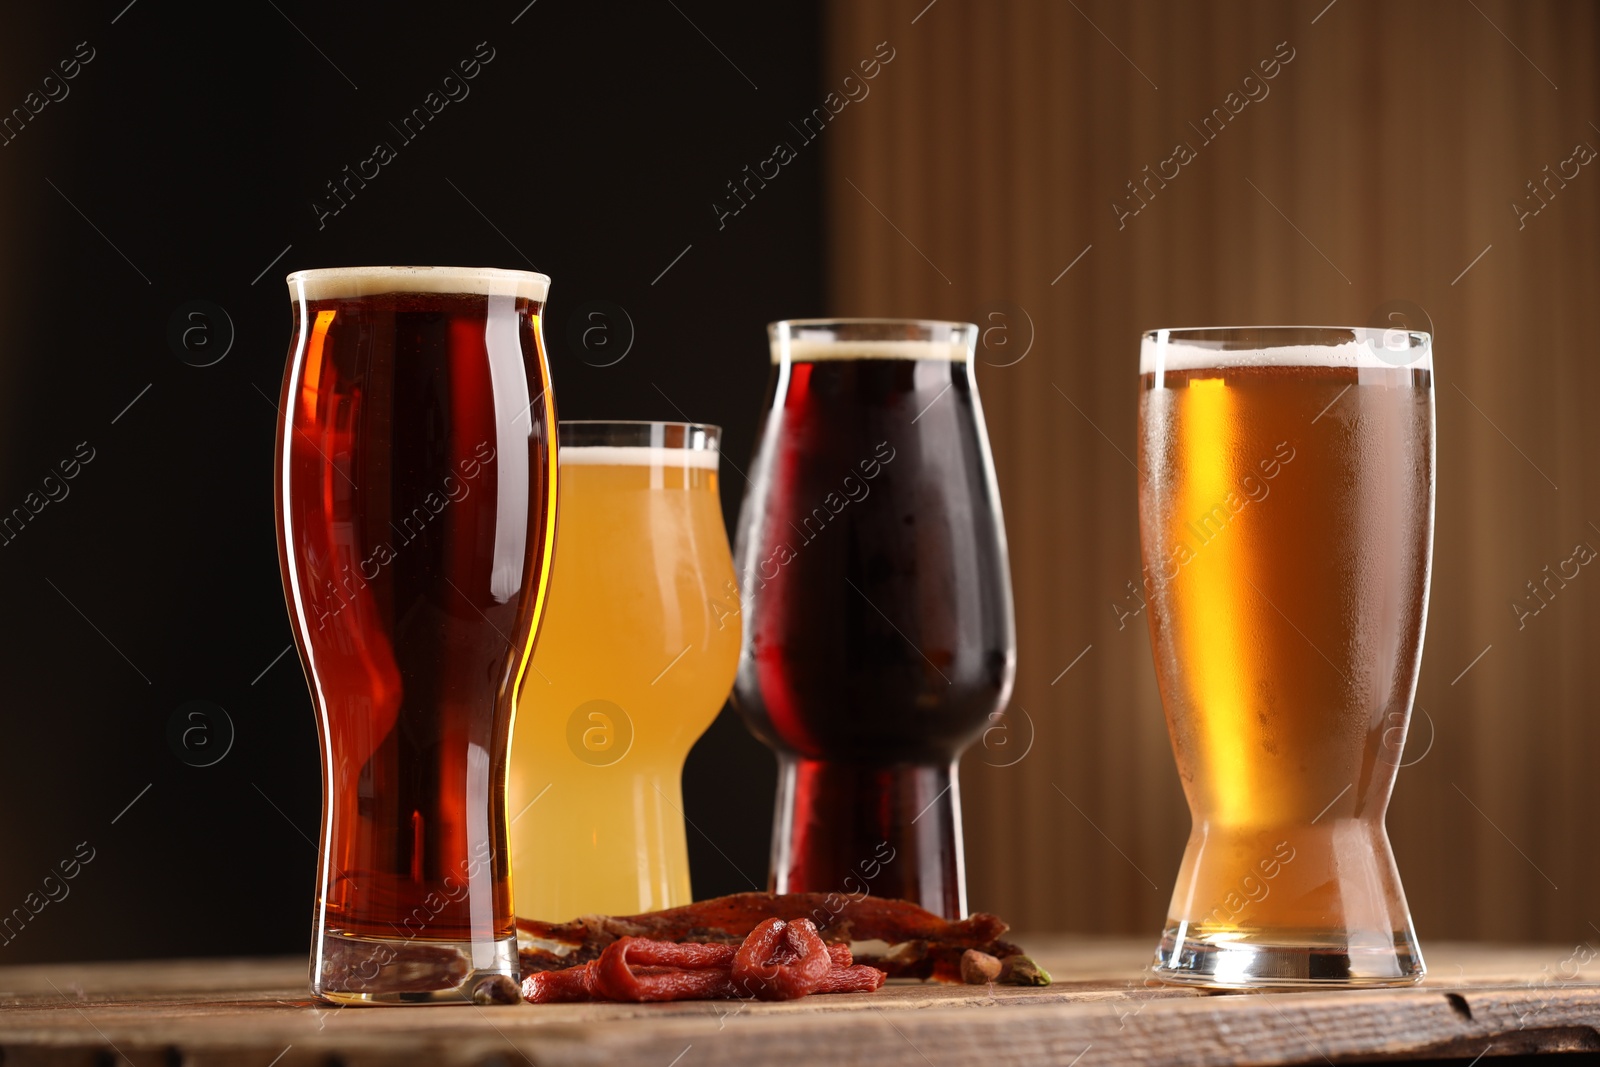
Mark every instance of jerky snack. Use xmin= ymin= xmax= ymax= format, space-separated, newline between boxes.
xmin=517 ymin=892 xmax=1043 ymax=987
xmin=523 ymin=918 xmax=886 ymax=1004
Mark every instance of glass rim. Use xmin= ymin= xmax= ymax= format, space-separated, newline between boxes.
xmin=1141 ymin=325 xmax=1432 ymax=373
xmin=768 ymin=319 xmax=977 ymax=363
xmin=769 ymin=317 xmax=978 ymax=333
xmin=557 ymin=420 xmax=721 ymax=449
xmin=1142 ymin=325 xmax=1432 ymax=344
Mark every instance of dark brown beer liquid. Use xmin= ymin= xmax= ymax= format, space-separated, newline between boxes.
xmin=277 ymin=290 xmax=555 ymax=960
xmin=733 ymin=356 xmax=1014 ymax=917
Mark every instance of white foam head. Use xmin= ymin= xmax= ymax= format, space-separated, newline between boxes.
xmin=559 ymin=445 xmax=719 ymax=470
xmin=774 ymin=339 xmax=969 ymax=363
xmin=287 ymin=266 xmax=550 ymax=302
xmin=1141 ymin=328 xmax=1432 ymax=375
xmin=769 ymin=320 xmax=974 ymax=364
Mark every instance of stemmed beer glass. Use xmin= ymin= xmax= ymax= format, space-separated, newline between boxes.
xmin=1138 ymin=326 xmax=1433 ymax=987
xmin=733 ymin=319 xmax=1015 ymax=919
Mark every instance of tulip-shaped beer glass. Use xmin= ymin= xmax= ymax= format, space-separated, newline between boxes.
xmin=733 ymin=319 xmax=1016 ymax=919
xmin=509 ymin=421 xmax=741 ymax=920
xmin=1138 ymin=327 xmax=1433 ymax=987
xmin=275 ymin=266 xmax=558 ymax=1004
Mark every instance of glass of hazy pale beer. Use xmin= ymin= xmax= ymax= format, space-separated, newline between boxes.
xmin=275 ymin=266 xmax=559 ymax=1004
xmin=507 ymin=421 xmax=740 ymax=920
xmin=1138 ymin=326 xmax=1434 ymax=987
xmin=732 ymin=320 xmax=1016 ymax=919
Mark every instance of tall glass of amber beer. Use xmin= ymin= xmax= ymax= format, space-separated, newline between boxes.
xmin=733 ymin=319 xmax=1016 ymax=919
xmin=1139 ymin=326 xmax=1432 ymax=987
xmin=508 ymin=421 xmax=740 ymax=920
xmin=275 ymin=266 xmax=558 ymax=1004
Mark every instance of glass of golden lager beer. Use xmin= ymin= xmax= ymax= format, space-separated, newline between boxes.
xmin=508 ymin=421 xmax=740 ymax=920
xmin=1139 ymin=326 xmax=1433 ymax=987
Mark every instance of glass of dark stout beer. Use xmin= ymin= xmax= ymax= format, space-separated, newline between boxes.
xmin=732 ymin=319 xmax=1015 ymax=919
xmin=1138 ymin=326 xmax=1433 ymax=987
xmin=275 ymin=266 xmax=558 ymax=1004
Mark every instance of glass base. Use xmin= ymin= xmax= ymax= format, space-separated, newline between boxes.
xmin=312 ymin=931 xmax=521 ymax=1006
xmin=1152 ymin=923 xmax=1425 ymax=989
xmin=772 ymin=757 xmax=966 ymax=919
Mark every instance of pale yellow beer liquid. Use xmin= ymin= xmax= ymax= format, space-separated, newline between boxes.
xmin=508 ymin=448 xmax=740 ymax=920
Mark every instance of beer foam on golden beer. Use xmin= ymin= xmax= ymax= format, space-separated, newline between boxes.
xmin=773 ymin=339 xmax=969 ymax=364
xmin=288 ymin=265 xmax=550 ymax=302
xmin=559 ymin=446 xmax=719 ymax=470
xmin=1141 ymin=332 xmax=1432 ymax=375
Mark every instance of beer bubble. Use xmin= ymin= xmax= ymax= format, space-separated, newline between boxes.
xmin=167 ymin=301 xmax=234 ymax=367
xmin=565 ymin=699 xmax=634 ymax=766
xmin=166 ymin=699 xmax=235 ymax=767
xmin=972 ymin=303 xmax=1034 ymax=367
xmin=1364 ymin=300 xmax=1433 ymax=367
xmin=566 ymin=300 xmax=635 ymax=368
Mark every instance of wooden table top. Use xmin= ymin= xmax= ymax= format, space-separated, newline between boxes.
xmin=0 ymin=938 xmax=1596 ymax=1066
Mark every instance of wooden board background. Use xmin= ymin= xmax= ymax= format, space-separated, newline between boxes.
xmin=1 ymin=940 xmax=1598 ymax=1066
xmin=822 ymin=0 xmax=1600 ymax=943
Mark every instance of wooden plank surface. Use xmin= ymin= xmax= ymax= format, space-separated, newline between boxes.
xmin=0 ymin=939 xmax=1597 ymax=1066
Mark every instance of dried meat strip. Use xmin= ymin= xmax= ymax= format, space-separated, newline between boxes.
xmin=521 ymin=960 xmax=598 ymax=1003
xmin=813 ymin=965 xmax=887 ymax=994
xmin=516 ymin=893 xmax=1005 ymax=951
xmin=603 ymin=938 xmax=736 ymax=970
xmin=594 ymin=939 xmax=738 ymax=1002
xmin=521 ymin=923 xmax=887 ymax=1005
xmin=730 ymin=918 xmax=832 ymax=1001
xmin=517 ymin=892 xmax=1011 ymax=979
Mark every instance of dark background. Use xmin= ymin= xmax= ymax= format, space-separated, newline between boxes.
xmin=0 ymin=0 xmax=818 ymax=962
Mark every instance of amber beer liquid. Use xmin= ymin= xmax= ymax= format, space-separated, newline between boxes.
xmin=275 ymin=266 xmax=557 ymax=1005
xmin=1138 ymin=327 xmax=1433 ymax=987
xmin=509 ymin=423 xmax=740 ymax=920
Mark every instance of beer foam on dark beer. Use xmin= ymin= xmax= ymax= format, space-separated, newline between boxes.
xmin=560 ymin=446 xmax=719 ymax=470
xmin=1141 ymin=333 xmax=1432 ymax=375
xmin=773 ymin=339 xmax=969 ymax=363
xmin=288 ymin=266 xmax=550 ymax=302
